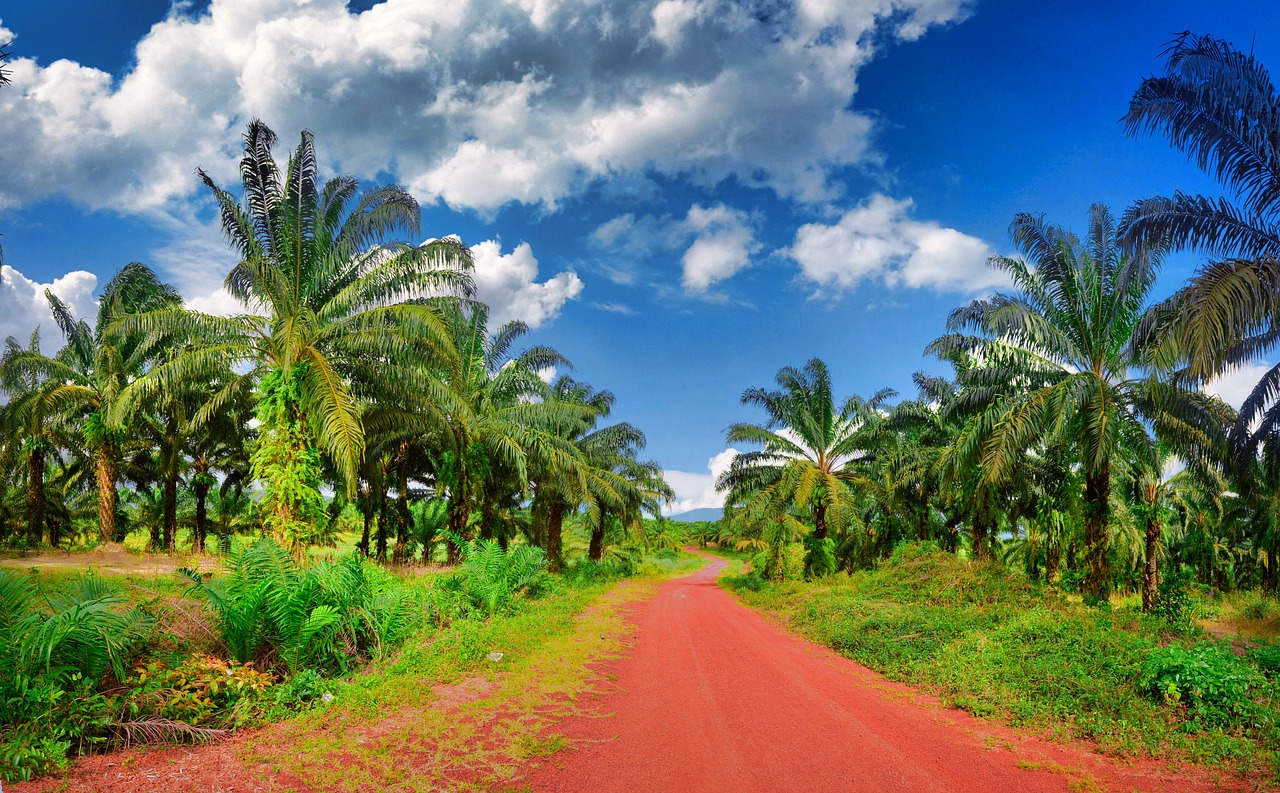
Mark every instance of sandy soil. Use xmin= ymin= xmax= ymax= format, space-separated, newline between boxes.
xmin=528 ymin=555 xmax=1254 ymax=792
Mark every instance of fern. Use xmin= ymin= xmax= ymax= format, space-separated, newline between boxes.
xmin=181 ymin=539 xmax=417 ymax=675
xmin=452 ymin=538 xmax=549 ymax=616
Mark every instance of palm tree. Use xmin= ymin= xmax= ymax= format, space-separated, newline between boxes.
xmin=532 ymin=376 xmax=672 ymax=565
xmin=8 ymin=265 xmax=182 ymax=543
xmin=929 ymin=205 xmax=1231 ymax=602
xmin=1 ymin=331 xmax=56 ymax=545
xmin=717 ymin=358 xmax=894 ymax=578
xmin=1122 ymin=32 xmax=1280 ymax=455
xmin=119 ymin=121 xmax=473 ymax=551
xmin=435 ymin=304 xmax=577 ymax=560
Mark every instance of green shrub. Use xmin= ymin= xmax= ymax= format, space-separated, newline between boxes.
xmin=1142 ymin=643 xmax=1267 ymax=730
xmin=652 ymin=547 xmax=678 ymax=560
xmin=0 ymin=727 xmax=70 ymax=782
xmin=1248 ymin=643 xmax=1280 ymax=678
xmin=1152 ymin=568 xmax=1194 ymax=629
xmin=129 ymin=654 xmax=274 ymax=728
xmin=444 ymin=538 xmax=549 ymax=617
xmin=179 ymin=539 xmax=419 ymax=675
xmin=722 ymin=572 xmax=766 ymax=592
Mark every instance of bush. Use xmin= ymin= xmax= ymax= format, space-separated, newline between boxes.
xmin=129 ymin=654 xmax=273 ymax=728
xmin=180 ymin=539 xmax=418 ymax=675
xmin=1249 ymin=643 xmax=1280 ymax=679
xmin=1142 ymin=643 xmax=1267 ymax=730
xmin=652 ymin=547 xmax=678 ymax=560
xmin=722 ymin=572 xmax=766 ymax=593
xmin=1152 ymin=568 xmax=1195 ymax=629
xmin=441 ymin=538 xmax=549 ymax=618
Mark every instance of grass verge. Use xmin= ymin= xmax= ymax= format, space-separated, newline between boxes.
xmin=723 ymin=543 xmax=1280 ymax=783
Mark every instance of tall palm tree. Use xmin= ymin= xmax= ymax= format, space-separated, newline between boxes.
xmin=435 ymin=304 xmax=577 ymax=559
xmin=8 ymin=265 xmax=182 ymax=543
xmin=1122 ymin=32 xmax=1280 ymax=455
xmin=119 ymin=121 xmax=473 ymax=551
xmin=929 ymin=205 xmax=1231 ymax=601
xmin=717 ymin=358 xmax=894 ymax=577
xmin=0 ymin=331 xmax=56 ymax=545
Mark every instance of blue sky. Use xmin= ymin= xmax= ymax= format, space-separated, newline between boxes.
xmin=0 ymin=0 xmax=1275 ymax=512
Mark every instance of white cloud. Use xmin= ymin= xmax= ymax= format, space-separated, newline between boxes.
xmin=679 ymin=204 xmax=761 ymax=292
xmin=786 ymin=194 xmax=1003 ymax=297
xmin=1205 ymin=362 xmax=1275 ymax=410
xmin=0 ymin=265 xmax=98 ymax=353
xmin=470 ymin=240 xmax=583 ymax=328
xmin=0 ymin=0 xmax=972 ymax=215
xmin=592 ymin=203 xmax=760 ymax=293
xmin=663 ymin=448 xmax=738 ymax=515
xmin=591 ymin=301 xmax=637 ymax=315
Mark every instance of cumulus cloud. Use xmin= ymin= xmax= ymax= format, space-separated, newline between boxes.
xmin=663 ymin=448 xmax=738 ymax=515
xmin=0 ymin=0 xmax=972 ymax=215
xmin=0 ymin=265 xmax=98 ymax=352
xmin=592 ymin=203 xmax=760 ymax=293
xmin=679 ymin=204 xmax=761 ymax=292
xmin=786 ymin=193 xmax=1003 ymax=297
xmin=470 ymin=240 xmax=583 ymax=328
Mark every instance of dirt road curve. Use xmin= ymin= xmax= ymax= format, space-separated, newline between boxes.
xmin=531 ymin=555 xmax=1241 ymax=793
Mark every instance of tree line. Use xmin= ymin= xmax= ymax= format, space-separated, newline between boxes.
xmin=0 ymin=122 xmax=671 ymax=570
xmin=717 ymin=33 xmax=1280 ymax=607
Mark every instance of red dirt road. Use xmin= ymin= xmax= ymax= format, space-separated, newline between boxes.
xmin=530 ymin=556 xmax=1245 ymax=793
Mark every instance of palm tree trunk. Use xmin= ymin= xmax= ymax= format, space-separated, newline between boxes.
xmin=812 ymin=500 xmax=827 ymax=540
xmin=26 ymin=445 xmax=45 ymax=546
xmin=95 ymin=447 xmax=119 ymax=544
xmin=393 ymin=443 xmax=410 ymax=564
xmin=194 ymin=478 xmax=210 ymax=553
xmin=547 ymin=500 xmax=567 ymax=572
xmin=376 ymin=482 xmax=390 ymax=561
xmin=588 ymin=512 xmax=605 ymax=561
xmin=446 ymin=472 xmax=469 ymax=565
xmin=1142 ymin=515 xmax=1160 ymax=613
xmin=163 ymin=473 xmax=178 ymax=551
xmin=357 ymin=483 xmax=372 ymax=556
xmin=1045 ymin=541 xmax=1060 ymax=584
xmin=1083 ymin=469 xmax=1111 ymax=603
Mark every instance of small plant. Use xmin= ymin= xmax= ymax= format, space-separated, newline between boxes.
xmin=722 ymin=572 xmax=766 ymax=592
xmin=1151 ymin=568 xmax=1194 ymax=629
xmin=129 ymin=654 xmax=273 ymax=728
xmin=448 ymin=538 xmax=549 ymax=617
xmin=1142 ymin=642 xmax=1266 ymax=730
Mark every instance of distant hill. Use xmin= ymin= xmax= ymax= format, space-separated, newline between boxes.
xmin=667 ymin=507 xmax=724 ymax=523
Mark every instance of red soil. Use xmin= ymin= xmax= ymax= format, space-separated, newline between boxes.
xmin=529 ymin=555 xmax=1253 ymax=793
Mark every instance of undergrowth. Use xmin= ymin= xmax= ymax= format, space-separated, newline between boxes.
xmin=725 ymin=542 xmax=1280 ymax=781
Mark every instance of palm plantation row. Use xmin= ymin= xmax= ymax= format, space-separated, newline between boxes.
xmin=717 ymin=33 xmax=1280 ymax=608
xmin=0 ymin=122 xmax=671 ymax=571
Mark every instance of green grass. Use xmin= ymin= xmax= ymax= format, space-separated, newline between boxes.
xmin=725 ymin=542 xmax=1280 ymax=781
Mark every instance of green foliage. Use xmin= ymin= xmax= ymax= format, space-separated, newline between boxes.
xmin=803 ymin=535 xmax=836 ymax=578
xmin=180 ymin=539 xmax=418 ymax=675
xmin=0 ymin=568 xmax=152 ymax=688
xmin=1251 ymin=644 xmax=1280 ymax=678
xmin=443 ymin=538 xmax=549 ymax=617
xmin=722 ymin=571 xmax=766 ymax=592
xmin=731 ymin=543 xmax=1279 ymax=772
xmin=252 ymin=367 xmax=327 ymax=552
xmin=1142 ymin=643 xmax=1269 ymax=730
xmin=1152 ymin=567 xmax=1195 ymax=630
xmin=129 ymin=653 xmax=273 ymax=727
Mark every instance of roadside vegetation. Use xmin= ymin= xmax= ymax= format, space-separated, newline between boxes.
xmin=724 ymin=544 xmax=1280 ymax=777
xmin=709 ymin=31 xmax=1280 ymax=782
